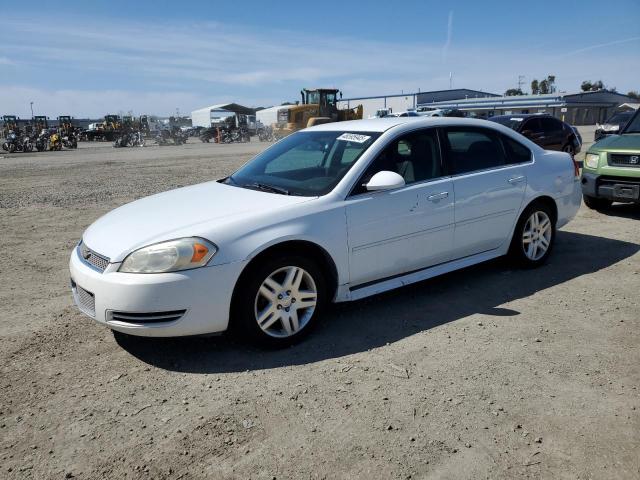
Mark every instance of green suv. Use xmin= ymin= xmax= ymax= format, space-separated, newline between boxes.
xmin=582 ymin=109 xmax=640 ymax=209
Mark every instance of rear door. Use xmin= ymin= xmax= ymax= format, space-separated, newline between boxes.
xmin=538 ymin=117 xmax=565 ymax=151
xmin=442 ymin=127 xmax=528 ymax=259
xmin=520 ymin=117 xmax=549 ymax=148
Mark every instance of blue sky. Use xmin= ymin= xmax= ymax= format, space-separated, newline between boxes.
xmin=1 ymin=0 xmax=639 ymax=117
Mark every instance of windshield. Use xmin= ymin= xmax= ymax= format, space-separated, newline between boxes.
xmin=606 ymin=112 xmax=633 ymax=124
xmin=228 ymin=130 xmax=381 ymax=196
xmin=489 ymin=116 xmax=524 ymax=130
xmin=622 ymin=111 xmax=640 ymax=134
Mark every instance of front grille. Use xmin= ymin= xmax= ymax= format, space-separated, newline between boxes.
xmin=108 ymin=310 xmax=187 ymax=324
xmin=609 ymin=153 xmax=640 ymax=167
xmin=71 ymin=280 xmax=96 ymax=317
xmin=598 ymin=175 xmax=640 ymax=187
xmin=79 ymin=242 xmax=110 ymax=272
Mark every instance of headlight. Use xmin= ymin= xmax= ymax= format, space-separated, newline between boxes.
xmin=584 ymin=153 xmax=600 ymax=169
xmin=119 ymin=237 xmax=217 ymax=273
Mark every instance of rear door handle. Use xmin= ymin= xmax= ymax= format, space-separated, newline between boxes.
xmin=427 ymin=191 xmax=449 ymax=201
xmin=508 ymin=175 xmax=525 ymax=184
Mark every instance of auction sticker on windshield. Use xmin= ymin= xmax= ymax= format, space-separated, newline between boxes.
xmin=337 ymin=133 xmax=371 ymax=143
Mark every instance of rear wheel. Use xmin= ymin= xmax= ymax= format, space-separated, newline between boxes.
xmin=509 ymin=202 xmax=555 ymax=268
xmin=232 ymin=255 xmax=326 ymax=347
xmin=583 ymin=194 xmax=612 ymax=210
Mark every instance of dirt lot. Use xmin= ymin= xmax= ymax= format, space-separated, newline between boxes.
xmin=1 ymin=133 xmax=639 ymax=480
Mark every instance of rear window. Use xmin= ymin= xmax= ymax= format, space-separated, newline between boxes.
xmin=501 ymin=135 xmax=532 ymax=164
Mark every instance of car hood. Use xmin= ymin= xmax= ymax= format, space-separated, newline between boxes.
xmin=82 ymin=181 xmax=313 ymax=262
xmin=593 ymin=133 xmax=640 ymax=151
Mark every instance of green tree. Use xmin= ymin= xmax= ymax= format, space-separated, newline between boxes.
xmin=627 ymin=91 xmax=640 ymax=100
xmin=546 ymin=75 xmax=556 ymax=93
xmin=531 ymin=79 xmax=539 ymax=95
xmin=504 ymin=88 xmax=524 ymax=96
xmin=539 ymin=79 xmax=550 ymax=94
xmin=581 ymin=80 xmax=593 ymax=91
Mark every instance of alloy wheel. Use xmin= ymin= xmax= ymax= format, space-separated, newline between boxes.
xmin=254 ymin=266 xmax=318 ymax=338
xmin=522 ymin=211 xmax=552 ymax=261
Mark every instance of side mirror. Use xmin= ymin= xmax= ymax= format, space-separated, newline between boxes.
xmin=365 ymin=171 xmax=405 ymax=191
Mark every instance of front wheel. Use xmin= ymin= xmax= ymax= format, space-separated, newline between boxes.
xmin=509 ymin=203 xmax=555 ymax=268
xmin=232 ymin=255 xmax=326 ymax=347
xmin=562 ymin=143 xmax=575 ymax=157
xmin=583 ymin=194 xmax=612 ymax=210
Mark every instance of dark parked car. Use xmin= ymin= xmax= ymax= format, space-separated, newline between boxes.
xmin=594 ymin=111 xmax=635 ymax=141
xmin=489 ymin=114 xmax=581 ymax=156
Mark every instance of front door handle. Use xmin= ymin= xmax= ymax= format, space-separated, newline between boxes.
xmin=508 ymin=175 xmax=525 ymax=184
xmin=427 ymin=191 xmax=449 ymax=202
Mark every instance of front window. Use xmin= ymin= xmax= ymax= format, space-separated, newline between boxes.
xmin=606 ymin=112 xmax=633 ymax=124
xmin=622 ymin=111 xmax=640 ymax=134
xmin=228 ymin=131 xmax=381 ymax=196
xmin=323 ymin=92 xmax=337 ymax=106
xmin=306 ymin=91 xmax=320 ymax=105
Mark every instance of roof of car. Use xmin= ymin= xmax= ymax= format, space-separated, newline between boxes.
xmin=489 ymin=114 xmax=551 ymax=120
xmin=306 ymin=116 xmax=502 ymax=133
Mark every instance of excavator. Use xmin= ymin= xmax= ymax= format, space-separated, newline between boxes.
xmin=2 ymin=115 xmax=19 ymax=137
xmin=272 ymin=88 xmax=363 ymax=138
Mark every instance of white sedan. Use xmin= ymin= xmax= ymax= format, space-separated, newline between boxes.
xmin=70 ymin=117 xmax=581 ymax=347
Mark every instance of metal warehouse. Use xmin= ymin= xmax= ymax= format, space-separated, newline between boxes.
xmin=191 ymin=103 xmax=255 ymax=128
xmin=417 ymin=90 xmax=636 ymax=125
xmin=337 ymin=89 xmax=498 ymax=119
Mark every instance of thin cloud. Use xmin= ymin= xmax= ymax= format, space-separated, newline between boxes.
xmin=442 ymin=10 xmax=454 ymax=61
xmin=560 ymin=36 xmax=640 ymax=57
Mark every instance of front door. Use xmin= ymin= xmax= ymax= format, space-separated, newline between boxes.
xmin=345 ymin=128 xmax=454 ymax=286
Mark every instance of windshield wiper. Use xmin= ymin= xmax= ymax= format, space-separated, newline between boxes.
xmin=245 ymin=182 xmax=291 ymax=195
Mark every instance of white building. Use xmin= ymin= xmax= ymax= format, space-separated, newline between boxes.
xmin=256 ymin=105 xmax=292 ymax=128
xmin=338 ymin=89 xmax=499 ymax=119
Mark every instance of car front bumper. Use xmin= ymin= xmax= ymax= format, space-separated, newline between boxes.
xmin=69 ymin=245 xmax=246 ymax=337
xmin=581 ymin=171 xmax=640 ymax=203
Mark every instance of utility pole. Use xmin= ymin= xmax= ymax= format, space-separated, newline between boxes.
xmin=30 ymin=102 xmax=34 ymax=118
xmin=449 ymin=72 xmax=453 ymax=89
xmin=517 ymin=75 xmax=525 ymax=92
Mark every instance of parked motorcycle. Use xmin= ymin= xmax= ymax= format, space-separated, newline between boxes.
xmin=199 ymin=127 xmax=216 ymax=143
xmin=35 ymin=130 xmax=49 ymax=152
xmin=113 ymin=132 xmax=130 ymax=148
xmin=62 ymin=132 xmax=78 ymax=149
xmin=21 ymin=134 xmax=34 ymax=152
xmin=131 ymin=131 xmax=144 ymax=147
xmin=2 ymin=130 xmax=19 ymax=152
xmin=258 ymin=126 xmax=274 ymax=142
xmin=156 ymin=127 xmax=187 ymax=146
xmin=238 ymin=127 xmax=250 ymax=143
xmin=49 ymin=131 xmax=62 ymax=151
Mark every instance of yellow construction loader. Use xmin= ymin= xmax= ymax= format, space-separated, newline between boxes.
xmin=272 ymin=88 xmax=363 ymax=138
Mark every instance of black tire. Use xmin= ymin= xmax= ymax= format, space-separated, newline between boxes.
xmin=509 ymin=201 xmax=556 ymax=268
xmin=231 ymin=254 xmax=327 ymax=347
xmin=562 ymin=143 xmax=575 ymax=156
xmin=583 ymin=194 xmax=612 ymax=210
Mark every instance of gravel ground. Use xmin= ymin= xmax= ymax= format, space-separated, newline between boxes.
xmin=0 ymin=133 xmax=638 ymax=480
